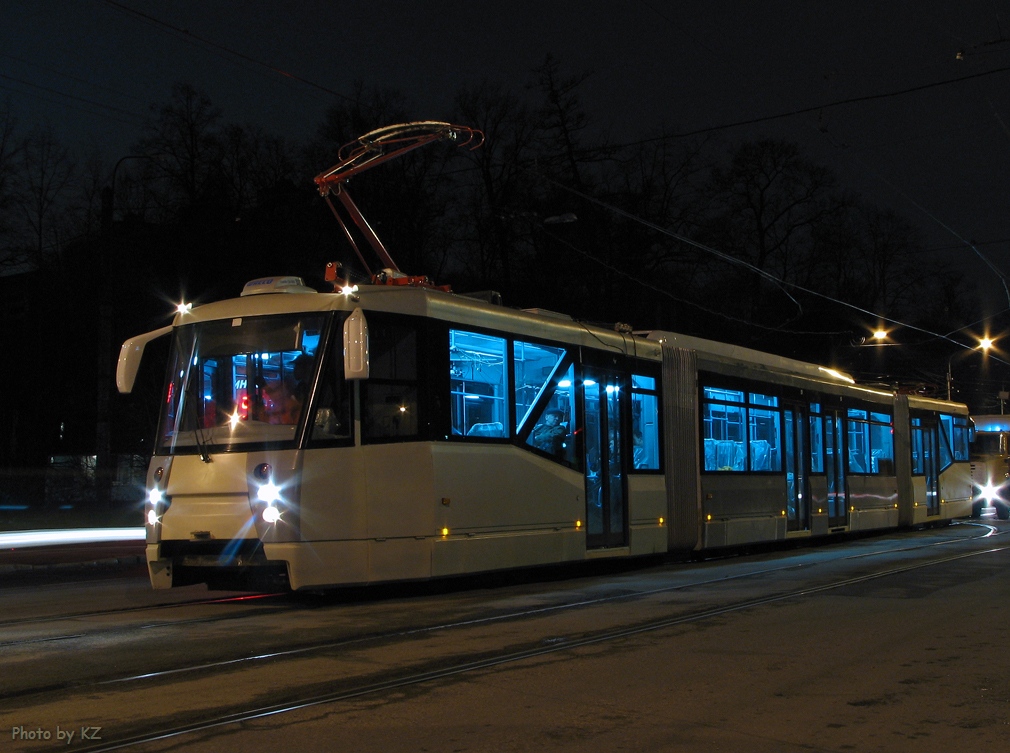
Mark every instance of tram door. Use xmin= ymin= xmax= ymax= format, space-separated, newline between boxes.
xmin=911 ymin=420 xmax=940 ymax=516
xmin=583 ymin=368 xmax=627 ymax=549
xmin=784 ymin=406 xmax=810 ymax=531
xmin=824 ymin=411 xmax=848 ymax=528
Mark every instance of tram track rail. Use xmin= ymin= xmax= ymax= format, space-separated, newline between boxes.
xmin=0 ymin=591 xmax=287 ymax=630
xmin=1 ymin=521 xmax=1000 ymax=630
xmin=0 ymin=523 xmax=1002 ymax=665
xmin=92 ymin=534 xmax=1010 ymax=693
xmin=0 ymin=557 xmax=816 ymax=701
xmin=6 ymin=526 xmax=1008 ymax=752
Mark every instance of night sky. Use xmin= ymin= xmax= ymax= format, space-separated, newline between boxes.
xmin=4 ymin=1 xmax=1009 ymax=297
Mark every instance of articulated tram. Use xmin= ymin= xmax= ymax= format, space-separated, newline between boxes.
xmin=118 ymin=274 xmax=974 ymax=591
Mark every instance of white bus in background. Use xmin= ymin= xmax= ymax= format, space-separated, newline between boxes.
xmin=969 ymin=414 xmax=1010 ymax=519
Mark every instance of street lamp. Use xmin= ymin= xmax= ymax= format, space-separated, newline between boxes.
xmin=947 ymin=337 xmax=993 ymax=401
xmin=96 ymin=153 xmax=162 ymax=507
xmin=101 ymin=153 xmax=162 ymax=230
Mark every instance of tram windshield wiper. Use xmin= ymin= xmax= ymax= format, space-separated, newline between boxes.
xmin=184 ymin=376 xmax=213 ymax=463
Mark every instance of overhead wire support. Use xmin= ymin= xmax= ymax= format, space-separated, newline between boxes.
xmin=314 ymin=121 xmax=482 ymax=189
xmin=534 ymin=168 xmax=1010 ymax=368
xmin=314 ymin=121 xmax=483 ymax=276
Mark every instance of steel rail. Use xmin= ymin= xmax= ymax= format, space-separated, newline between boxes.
xmin=0 ymin=591 xmax=286 ymax=629
xmin=1 ymin=525 xmax=1000 ymax=674
xmin=64 ymin=538 xmax=1010 ymax=752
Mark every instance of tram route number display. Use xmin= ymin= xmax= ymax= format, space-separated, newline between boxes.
xmin=10 ymin=725 xmax=102 ymax=744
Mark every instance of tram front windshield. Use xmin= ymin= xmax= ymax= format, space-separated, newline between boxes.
xmin=157 ymin=314 xmax=327 ymax=454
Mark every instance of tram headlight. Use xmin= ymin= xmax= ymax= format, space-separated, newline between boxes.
xmin=250 ymin=468 xmax=293 ymax=528
xmin=146 ymin=484 xmax=170 ymax=526
xmin=254 ymin=481 xmax=286 ymax=525
xmin=145 ymin=478 xmax=170 ymax=524
xmin=256 ymin=482 xmax=282 ymax=505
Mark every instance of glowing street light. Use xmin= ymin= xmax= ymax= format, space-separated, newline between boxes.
xmin=948 ymin=336 xmax=995 ymax=400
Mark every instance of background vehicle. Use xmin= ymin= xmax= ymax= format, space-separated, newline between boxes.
xmin=969 ymin=414 xmax=1010 ymax=519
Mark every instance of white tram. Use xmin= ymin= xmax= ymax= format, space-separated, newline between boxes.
xmin=117 ymin=275 xmax=974 ymax=591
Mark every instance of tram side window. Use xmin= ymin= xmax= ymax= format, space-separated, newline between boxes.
xmin=703 ymin=388 xmax=745 ymax=470
xmin=514 ymin=341 xmax=568 ymax=434
xmin=870 ymin=413 xmax=894 ymax=474
xmin=938 ymin=424 xmax=954 ymax=470
xmin=748 ymin=393 xmax=781 ymax=471
xmin=910 ymin=418 xmax=928 ymax=474
xmin=514 ymin=340 xmax=577 ymax=466
xmin=524 ymin=364 xmax=577 ymax=464
xmin=361 ymin=319 xmax=419 ymax=442
xmin=809 ymin=404 xmax=824 ymax=473
xmin=702 ymin=387 xmax=782 ymax=472
xmin=940 ymin=414 xmax=970 ymax=461
xmin=631 ymin=374 xmax=660 ymax=470
xmin=449 ymin=330 xmax=508 ymax=438
xmin=309 ymin=328 xmax=352 ymax=444
xmin=846 ymin=409 xmax=894 ymax=474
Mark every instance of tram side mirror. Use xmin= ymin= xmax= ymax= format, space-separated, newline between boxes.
xmin=343 ymin=307 xmax=369 ymax=380
xmin=117 ymin=325 xmax=172 ymax=394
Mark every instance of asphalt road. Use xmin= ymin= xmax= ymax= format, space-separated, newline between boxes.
xmin=2 ymin=522 xmax=1008 ymax=753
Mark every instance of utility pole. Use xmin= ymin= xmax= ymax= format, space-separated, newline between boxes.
xmin=96 ymin=154 xmax=155 ymax=509
xmin=95 ymin=184 xmax=114 ymax=509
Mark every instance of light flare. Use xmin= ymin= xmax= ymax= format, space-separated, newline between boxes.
xmin=257 ymin=482 xmax=282 ymax=504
